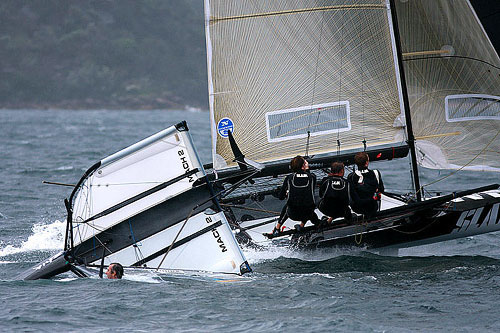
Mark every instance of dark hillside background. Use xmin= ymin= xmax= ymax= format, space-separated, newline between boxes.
xmin=0 ymin=0 xmax=205 ymax=110
xmin=0 ymin=0 xmax=498 ymax=110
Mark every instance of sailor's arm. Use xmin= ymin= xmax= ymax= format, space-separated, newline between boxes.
xmin=278 ymin=175 xmax=289 ymax=200
xmin=377 ymin=170 xmax=385 ymax=193
xmin=319 ymin=177 xmax=328 ymax=197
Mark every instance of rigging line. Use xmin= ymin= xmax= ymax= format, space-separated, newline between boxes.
xmin=305 ymin=131 xmax=311 ymax=157
xmin=308 ymin=9 xmax=326 ymax=130
xmin=220 ymin=203 xmax=280 ymax=215
xmin=77 ymin=182 xmax=93 ymax=226
xmin=156 ymin=169 xmax=260 ymax=270
xmin=415 ymin=130 xmax=500 ymax=199
xmin=93 ymin=235 xmax=113 ymax=256
xmin=210 ymin=4 xmax=385 ymax=24
xmin=128 ymin=220 xmax=144 ymax=262
xmin=359 ymin=12 xmax=366 ymax=150
xmin=392 ymin=202 xmax=453 ymax=235
xmin=219 ymin=170 xmax=262 ymax=199
xmin=75 ymin=220 xmax=145 ymax=242
xmin=77 ymin=222 xmax=106 ymax=234
xmin=354 ymin=216 xmax=368 ymax=245
xmin=42 ymin=181 xmax=75 ymax=187
xmin=90 ymin=181 xmax=168 ymax=187
xmin=207 ymin=169 xmax=258 ymax=185
xmin=403 ymin=55 xmax=500 ymax=71
xmin=156 ymin=207 xmax=196 ymax=270
xmin=230 ymin=157 xmax=260 ymax=170
xmin=337 ymin=11 xmax=344 ymax=154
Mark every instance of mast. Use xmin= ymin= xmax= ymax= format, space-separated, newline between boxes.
xmin=388 ymin=0 xmax=422 ymax=201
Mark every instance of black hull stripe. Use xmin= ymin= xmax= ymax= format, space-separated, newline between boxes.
xmin=83 ymin=168 xmax=199 ymax=223
xmin=132 ymin=221 xmax=223 ymax=267
xmin=241 ymin=218 xmax=279 ymax=231
xmin=72 ymin=184 xmax=213 ymax=264
xmin=312 ymin=200 xmax=500 ymax=250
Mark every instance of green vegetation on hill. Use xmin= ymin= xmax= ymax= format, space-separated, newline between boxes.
xmin=1 ymin=1 xmax=498 ymax=110
xmin=0 ymin=0 xmax=208 ymax=110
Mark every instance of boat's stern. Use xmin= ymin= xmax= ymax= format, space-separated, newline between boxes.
xmin=18 ymin=251 xmax=70 ymax=280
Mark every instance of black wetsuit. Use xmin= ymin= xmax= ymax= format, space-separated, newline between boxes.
xmin=278 ymin=171 xmax=320 ymax=225
xmin=318 ymin=175 xmax=351 ymax=221
xmin=347 ymin=168 xmax=384 ymax=217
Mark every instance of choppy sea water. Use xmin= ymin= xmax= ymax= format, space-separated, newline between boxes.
xmin=1 ymin=109 xmax=500 ymax=332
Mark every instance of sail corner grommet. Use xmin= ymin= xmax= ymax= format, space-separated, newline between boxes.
xmin=175 ymin=121 xmax=189 ymax=132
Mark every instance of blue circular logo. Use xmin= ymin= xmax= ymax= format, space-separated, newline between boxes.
xmin=217 ymin=118 xmax=234 ymax=138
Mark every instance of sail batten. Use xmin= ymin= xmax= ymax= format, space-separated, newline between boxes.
xmin=205 ymin=0 xmax=406 ymax=170
xmin=396 ymin=0 xmax=500 ymax=171
xmin=210 ymin=4 xmax=386 ymax=24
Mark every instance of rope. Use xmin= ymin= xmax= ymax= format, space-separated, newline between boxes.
xmin=93 ymin=235 xmax=113 ymax=256
xmin=305 ymin=131 xmax=311 ymax=157
xmin=309 ymin=7 xmax=325 ymax=112
xmin=354 ymin=215 xmax=367 ymax=245
xmin=220 ymin=203 xmax=280 ymax=215
xmin=90 ymin=181 xmax=168 ymax=187
xmin=305 ymin=8 xmax=325 ymax=156
xmin=414 ymin=130 xmax=500 ymax=199
xmin=155 ymin=169 xmax=260 ymax=270
xmin=389 ymin=199 xmax=455 ymax=236
xmin=359 ymin=14 xmax=366 ymax=151
xmin=156 ymin=207 xmax=196 ymax=270
xmin=403 ymin=55 xmax=500 ymax=71
xmin=128 ymin=220 xmax=144 ymax=263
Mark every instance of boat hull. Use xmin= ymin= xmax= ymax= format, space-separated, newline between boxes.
xmin=233 ymin=187 xmax=500 ymax=252
xmin=18 ymin=252 xmax=70 ymax=281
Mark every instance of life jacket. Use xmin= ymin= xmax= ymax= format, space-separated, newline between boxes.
xmin=321 ymin=176 xmax=348 ymax=202
xmin=351 ymin=169 xmax=381 ymax=201
xmin=318 ymin=176 xmax=349 ymax=217
xmin=287 ymin=172 xmax=315 ymax=208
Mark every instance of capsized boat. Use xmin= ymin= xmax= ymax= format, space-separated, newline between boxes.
xmin=201 ymin=0 xmax=500 ymax=252
xmin=20 ymin=122 xmax=251 ymax=280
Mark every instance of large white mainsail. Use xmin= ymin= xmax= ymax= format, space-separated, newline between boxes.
xmin=204 ymin=0 xmax=407 ymax=170
xmin=396 ymin=0 xmax=500 ymax=171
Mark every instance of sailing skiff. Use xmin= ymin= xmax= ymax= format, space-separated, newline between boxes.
xmin=202 ymin=0 xmax=500 ymax=251
xmin=21 ymin=0 xmax=500 ymax=279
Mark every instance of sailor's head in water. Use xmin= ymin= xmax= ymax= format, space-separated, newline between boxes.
xmin=290 ymin=155 xmax=309 ymax=173
xmin=354 ymin=152 xmax=369 ymax=170
xmin=330 ymin=161 xmax=345 ymax=177
xmin=106 ymin=263 xmax=124 ymax=279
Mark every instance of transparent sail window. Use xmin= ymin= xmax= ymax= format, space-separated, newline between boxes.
xmin=266 ymin=101 xmax=351 ymax=143
xmin=445 ymin=94 xmax=500 ymax=122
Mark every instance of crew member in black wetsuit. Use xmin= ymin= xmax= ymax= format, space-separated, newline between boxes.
xmin=347 ymin=152 xmax=384 ymax=217
xmin=270 ymin=155 xmax=320 ymax=235
xmin=318 ymin=162 xmax=351 ymax=224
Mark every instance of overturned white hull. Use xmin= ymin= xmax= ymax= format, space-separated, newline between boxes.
xmin=20 ymin=122 xmax=250 ymax=280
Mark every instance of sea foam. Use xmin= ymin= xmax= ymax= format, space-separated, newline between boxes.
xmin=0 ymin=220 xmax=65 ymax=257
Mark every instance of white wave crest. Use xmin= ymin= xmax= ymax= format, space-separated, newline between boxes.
xmin=55 ymin=165 xmax=74 ymax=171
xmin=123 ymin=272 xmax=162 ymax=284
xmin=243 ymin=245 xmax=301 ymax=264
xmin=0 ymin=220 xmax=65 ymax=257
xmin=243 ymin=243 xmax=363 ymax=265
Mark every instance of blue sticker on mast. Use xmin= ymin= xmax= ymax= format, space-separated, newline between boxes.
xmin=217 ymin=118 xmax=234 ymax=138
